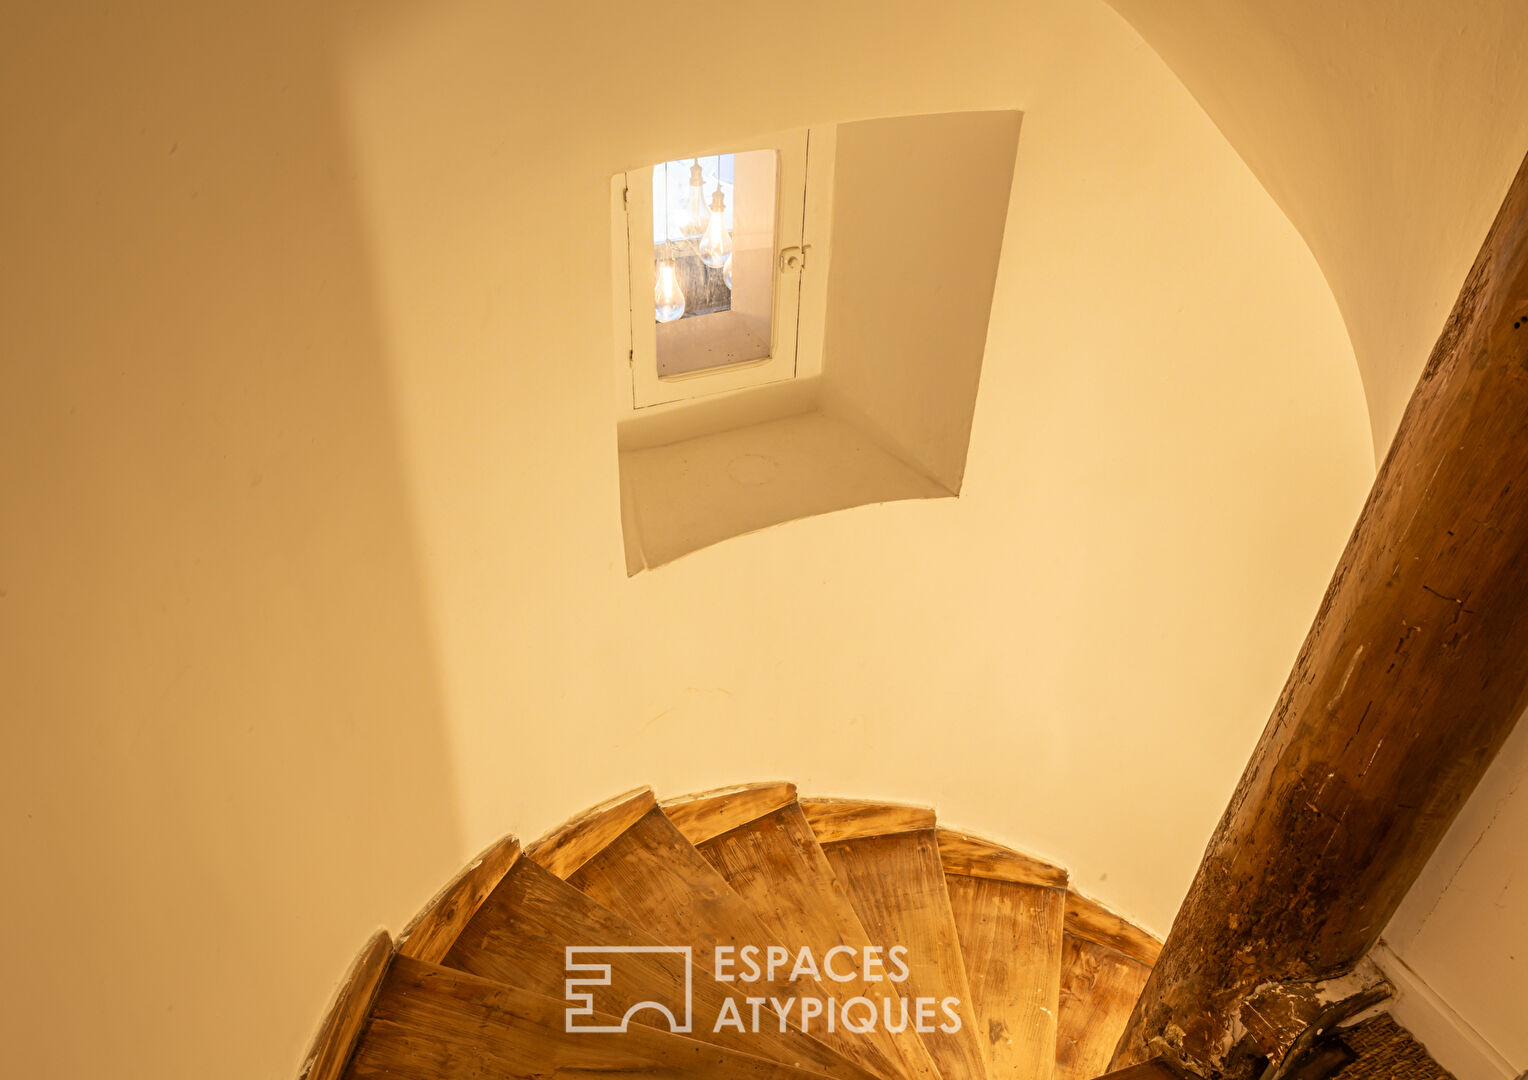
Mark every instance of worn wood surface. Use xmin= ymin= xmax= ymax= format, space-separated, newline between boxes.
xmin=946 ymin=872 xmax=1066 ymax=1080
xmin=1240 ymin=969 xmax=1392 ymax=1077
xmin=396 ymin=835 xmax=520 ymax=965
xmin=567 ymin=805 xmax=903 ymax=1079
xmin=526 ymin=787 xmax=657 ymax=880
xmin=345 ymin=956 xmax=833 ymax=1080
xmin=1090 ymin=1060 xmax=1188 ymax=1080
xmin=1056 ymin=935 xmax=1151 ymax=1080
xmin=1115 ymin=150 xmax=1528 ymax=1080
xmin=800 ymin=798 xmax=937 ymax=843
xmin=937 ymin=827 xmax=1069 ymax=888
xmin=694 ymin=801 xmax=942 ymax=1080
xmin=1063 ymin=891 xmax=1161 ymax=967
xmin=299 ymin=930 xmax=393 ymax=1080
xmin=664 ymin=782 xmax=800 ymax=845
xmin=818 ymin=828 xmax=988 ymax=1080
xmin=444 ymin=855 xmax=873 ymax=1080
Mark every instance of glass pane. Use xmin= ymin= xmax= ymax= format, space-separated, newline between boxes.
xmin=652 ymin=150 xmax=776 ymax=377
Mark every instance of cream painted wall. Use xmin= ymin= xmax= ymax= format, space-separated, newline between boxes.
xmin=0 ymin=6 xmax=463 ymax=1080
xmin=3 ymin=2 xmax=1382 ymax=1078
xmin=1102 ymin=0 xmax=1528 ymax=458
xmin=822 ymin=110 xmax=1023 ymax=493
xmin=1380 ymin=714 xmax=1528 ymax=1078
xmin=342 ymin=0 xmax=1370 ymax=978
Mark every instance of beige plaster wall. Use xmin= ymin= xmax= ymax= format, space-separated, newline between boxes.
xmin=340 ymin=0 xmax=1371 ymax=999
xmin=0 ymin=6 xmax=463 ymax=1079
xmin=2 ymin=2 xmax=1387 ymax=1077
xmin=1103 ymin=0 xmax=1528 ymax=458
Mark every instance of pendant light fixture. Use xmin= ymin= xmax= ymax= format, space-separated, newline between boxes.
xmin=698 ymin=154 xmax=732 ymax=269
xmin=675 ymin=158 xmax=709 ymax=241
xmin=655 ymin=164 xmax=685 ymax=322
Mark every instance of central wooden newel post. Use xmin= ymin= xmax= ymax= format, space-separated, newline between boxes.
xmin=1111 ymin=148 xmax=1528 ymax=1080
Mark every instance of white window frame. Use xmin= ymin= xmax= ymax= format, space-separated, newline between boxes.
xmin=614 ymin=127 xmax=829 ymax=412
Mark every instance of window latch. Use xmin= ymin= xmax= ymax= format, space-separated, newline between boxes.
xmin=779 ymin=245 xmax=808 ymax=273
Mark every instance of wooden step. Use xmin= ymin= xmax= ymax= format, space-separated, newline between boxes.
xmin=801 ymin=797 xmax=936 ymax=843
xmin=441 ymin=852 xmax=874 ymax=1080
xmin=667 ymin=785 xmax=945 ymax=1080
xmin=1062 ymin=890 xmax=1161 ymax=967
xmin=939 ymin=830 xmax=1069 ymax=1080
xmin=344 ymin=955 xmax=840 ymax=1080
xmin=1054 ymin=893 xmax=1157 ymax=1080
xmin=804 ymin=800 xmax=989 ymax=1080
xmin=396 ymin=834 xmax=521 ymax=965
xmin=937 ymin=828 xmax=1069 ymax=889
xmin=525 ymin=786 xmax=658 ymax=879
xmin=663 ymin=781 xmax=801 ymax=845
xmin=300 ymin=930 xmax=393 ymax=1080
xmin=537 ymin=798 xmax=914 ymax=1080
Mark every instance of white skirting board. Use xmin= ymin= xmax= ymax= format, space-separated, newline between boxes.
xmin=1369 ymin=942 xmax=1520 ymax=1080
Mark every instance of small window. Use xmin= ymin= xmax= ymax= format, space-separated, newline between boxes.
xmin=652 ymin=152 xmax=776 ymax=376
xmin=619 ymin=130 xmax=812 ymax=408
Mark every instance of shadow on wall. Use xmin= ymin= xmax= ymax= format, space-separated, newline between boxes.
xmin=0 ymin=6 xmax=463 ymax=1080
xmin=1101 ymin=0 xmax=1528 ymax=458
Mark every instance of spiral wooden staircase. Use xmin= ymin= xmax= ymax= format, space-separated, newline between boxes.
xmin=302 ymin=783 xmax=1161 ymax=1080
xmin=296 ymin=148 xmax=1528 ymax=1080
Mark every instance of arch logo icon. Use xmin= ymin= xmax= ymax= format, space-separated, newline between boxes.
xmin=564 ymin=946 xmax=693 ymax=1034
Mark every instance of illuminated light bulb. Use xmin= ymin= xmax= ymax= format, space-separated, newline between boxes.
xmin=654 ymin=246 xmax=685 ymax=322
xmin=675 ymin=160 xmax=709 ymax=241
xmin=722 ymin=251 xmax=733 ymax=290
xmin=698 ymin=188 xmax=732 ymax=269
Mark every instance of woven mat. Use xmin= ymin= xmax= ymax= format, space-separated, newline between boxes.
xmin=1337 ymin=1015 xmax=1455 ymax=1080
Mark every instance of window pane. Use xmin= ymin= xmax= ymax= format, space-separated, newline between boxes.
xmin=652 ymin=150 xmax=776 ymax=377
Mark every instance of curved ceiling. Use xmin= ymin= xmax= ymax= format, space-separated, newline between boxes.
xmin=1105 ymin=0 xmax=1528 ymax=457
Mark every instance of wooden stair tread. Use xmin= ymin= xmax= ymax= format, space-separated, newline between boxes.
xmin=1054 ymin=935 xmax=1153 ymax=1080
xmin=396 ymin=835 xmax=520 ymax=965
xmin=443 ymin=855 xmax=873 ymax=1080
xmin=300 ymin=930 xmax=393 ymax=1080
xmin=345 ymin=955 xmax=838 ymax=1080
xmin=664 ymin=782 xmax=800 ymax=845
xmin=937 ymin=827 xmax=1069 ymax=889
xmin=946 ymin=873 xmax=1066 ymax=1080
xmin=689 ymin=800 xmax=944 ymax=1080
xmin=564 ymin=804 xmax=910 ymax=1080
xmin=1063 ymin=891 xmax=1161 ymax=967
xmin=815 ymin=827 xmax=989 ymax=1080
xmin=525 ymin=786 xmax=658 ymax=880
xmin=800 ymin=798 xmax=937 ymax=843
xmin=304 ymin=782 xmax=1169 ymax=1080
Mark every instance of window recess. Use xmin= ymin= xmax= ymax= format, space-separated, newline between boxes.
xmin=611 ymin=110 xmax=1022 ymax=575
xmin=617 ymin=128 xmax=823 ymax=409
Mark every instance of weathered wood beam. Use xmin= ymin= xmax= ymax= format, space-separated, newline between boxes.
xmin=1112 ymin=147 xmax=1528 ymax=1079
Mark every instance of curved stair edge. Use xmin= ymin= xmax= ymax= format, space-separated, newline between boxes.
xmin=298 ymin=784 xmax=1166 ymax=1080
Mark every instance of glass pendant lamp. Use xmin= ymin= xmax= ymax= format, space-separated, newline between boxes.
xmin=698 ymin=157 xmax=732 ymax=269
xmin=655 ymin=247 xmax=685 ymax=322
xmin=675 ymin=159 xmax=709 ymax=241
